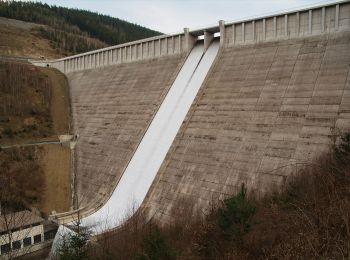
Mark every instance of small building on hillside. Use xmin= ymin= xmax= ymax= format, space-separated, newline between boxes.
xmin=0 ymin=210 xmax=57 ymax=258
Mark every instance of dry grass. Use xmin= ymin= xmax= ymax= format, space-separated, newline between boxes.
xmin=0 ymin=18 xmax=61 ymax=59
xmin=0 ymin=146 xmax=44 ymax=209
xmin=0 ymin=61 xmax=54 ymax=144
xmin=0 ymin=61 xmax=71 ymax=215
xmin=88 ymin=133 xmax=350 ymax=260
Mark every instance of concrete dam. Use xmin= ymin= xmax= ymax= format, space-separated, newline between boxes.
xmin=34 ymin=0 xmax=350 ymax=231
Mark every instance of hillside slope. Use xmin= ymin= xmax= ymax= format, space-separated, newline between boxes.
xmin=0 ymin=1 xmax=161 ymax=55
xmin=0 ymin=61 xmax=71 ymax=215
xmin=0 ymin=17 xmax=63 ymax=59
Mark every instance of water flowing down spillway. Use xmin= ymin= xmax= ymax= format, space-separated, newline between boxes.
xmin=51 ymin=39 xmax=219 ymax=254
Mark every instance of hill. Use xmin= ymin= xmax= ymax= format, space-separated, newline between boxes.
xmin=0 ymin=1 xmax=161 ymax=56
xmin=0 ymin=17 xmax=67 ymax=59
xmin=0 ymin=61 xmax=71 ymax=216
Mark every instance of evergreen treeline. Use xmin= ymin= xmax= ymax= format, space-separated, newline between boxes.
xmin=0 ymin=1 xmax=161 ymax=54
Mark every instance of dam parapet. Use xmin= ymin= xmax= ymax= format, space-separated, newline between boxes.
xmin=31 ymin=1 xmax=349 ymax=74
xmin=31 ymin=29 xmax=196 ymax=73
xmin=223 ymin=0 xmax=349 ymax=46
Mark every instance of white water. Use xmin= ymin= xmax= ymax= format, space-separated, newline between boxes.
xmin=50 ymin=39 xmax=219 ymax=256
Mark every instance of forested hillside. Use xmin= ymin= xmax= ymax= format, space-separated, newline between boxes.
xmin=0 ymin=1 xmax=161 ymax=55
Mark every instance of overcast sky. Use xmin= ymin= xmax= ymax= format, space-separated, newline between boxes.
xmin=24 ymin=0 xmax=338 ymax=33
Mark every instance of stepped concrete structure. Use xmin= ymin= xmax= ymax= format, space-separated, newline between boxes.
xmin=33 ymin=0 xmax=350 ymax=226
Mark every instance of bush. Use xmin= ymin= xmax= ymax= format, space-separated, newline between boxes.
xmin=136 ymin=224 xmax=176 ymax=260
xmin=2 ymin=127 xmax=14 ymax=137
xmin=58 ymin=231 xmax=89 ymax=260
xmin=334 ymin=132 xmax=350 ymax=166
xmin=217 ymin=184 xmax=256 ymax=241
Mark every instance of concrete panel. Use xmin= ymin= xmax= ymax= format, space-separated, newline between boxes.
xmin=339 ymin=2 xmax=350 ymax=29
xmin=325 ymin=6 xmax=336 ymax=32
xmin=131 ymin=45 xmax=136 ymax=60
xmin=245 ymin=22 xmax=254 ymax=42
xmin=234 ymin=23 xmax=243 ymax=44
xmin=276 ymin=15 xmax=285 ymax=38
xmin=154 ymin=40 xmax=160 ymax=57
xmin=225 ymin=24 xmax=234 ymax=46
xmin=312 ymin=8 xmax=323 ymax=35
xmin=168 ymin=37 xmax=174 ymax=54
xmin=265 ymin=17 xmax=275 ymax=39
xmin=161 ymin=38 xmax=167 ymax=56
xmin=142 ymin=43 xmax=147 ymax=59
xmin=288 ymin=13 xmax=298 ymax=37
xmin=299 ymin=11 xmax=309 ymax=35
xmin=255 ymin=20 xmax=264 ymax=42
xmin=174 ymin=35 xmax=181 ymax=53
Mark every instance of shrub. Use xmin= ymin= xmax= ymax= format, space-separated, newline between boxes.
xmin=217 ymin=184 xmax=256 ymax=241
xmin=58 ymin=231 xmax=89 ymax=260
xmin=334 ymin=131 xmax=350 ymax=166
xmin=2 ymin=127 xmax=14 ymax=137
xmin=136 ymin=224 xmax=176 ymax=260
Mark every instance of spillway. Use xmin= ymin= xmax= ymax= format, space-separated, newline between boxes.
xmin=52 ymin=39 xmax=219 ymax=251
xmin=80 ymin=39 xmax=219 ymax=232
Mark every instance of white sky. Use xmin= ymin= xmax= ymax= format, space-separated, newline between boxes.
xmin=23 ymin=0 xmax=339 ymax=33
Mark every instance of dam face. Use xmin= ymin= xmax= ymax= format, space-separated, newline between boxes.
xmin=146 ymin=31 xmax=350 ymax=223
xmin=68 ymin=55 xmax=186 ymax=209
xmin=36 ymin=1 xmax=350 ymax=228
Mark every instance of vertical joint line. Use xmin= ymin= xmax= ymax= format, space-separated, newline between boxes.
xmin=296 ymin=12 xmax=300 ymax=36
xmin=285 ymin=14 xmax=288 ymax=37
xmin=309 ymin=10 xmax=312 ymax=34
xmin=242 ymin=22 xmax=245 ymax=42
xmin=252 ymin=21 xmax=255 ymax=42
xmin=232 ymin=24 xmax=235 ymax=45
xmin=263 ymin=18 xmax=266 ymax=40
xmin=335 ymin=4 xmax=339 ymax=30
xmin=322 ymin=7 xmax=325 ymax=33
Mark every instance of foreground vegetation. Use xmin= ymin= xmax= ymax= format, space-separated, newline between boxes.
xmin=60 ymin=133 xmax=350 ymax=259
xmin=0 ymin=1 xmax=161 ymax=55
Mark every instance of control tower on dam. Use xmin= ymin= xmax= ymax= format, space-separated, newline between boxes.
xmin=33 ymin=0 xmax=350 ymax=228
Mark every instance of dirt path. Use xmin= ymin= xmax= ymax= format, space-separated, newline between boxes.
xmin=38 ymin=68 xmax=72 ymax=216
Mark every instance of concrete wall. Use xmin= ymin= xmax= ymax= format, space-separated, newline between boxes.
xmin=67 ymin=54 xmax=186 ymax=210
xmin=144 ymin=30 xmax=350 ymax=224
xmin=32 ymin=31 xmax=195 ymax=74
xmin=224 ymin=1 xmax=350 ymax=46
